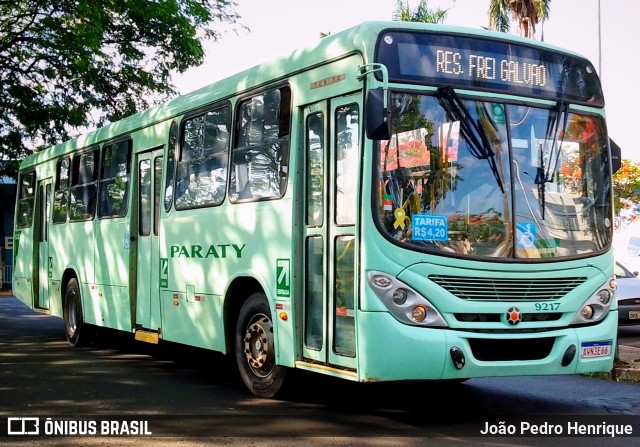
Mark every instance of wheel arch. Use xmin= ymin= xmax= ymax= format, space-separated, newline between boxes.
xmin=61 ymin=267 xmax=80 ymax=305
xmin=223 ymin=276 xmax=265 ymax=354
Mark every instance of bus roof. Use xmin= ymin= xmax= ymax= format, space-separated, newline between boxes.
xmin=19 ymin=21 xmax=591 ymax=170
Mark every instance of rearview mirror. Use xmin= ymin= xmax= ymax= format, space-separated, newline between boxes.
xmin=610 ymin=138 xmax=621 ymax=174
xmin=365 ymin=88 xmax=391 ymax=140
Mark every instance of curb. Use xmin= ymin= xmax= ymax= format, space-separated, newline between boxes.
xmin=614 ymin=345 xmax=640 ymax=382
xmin=591 ymin=345 xmax=640 ymax=382
xmin=594 ymin=367 xmax=640 ymax=382
xmin=613 ymin=367 xmax=640 ymax=382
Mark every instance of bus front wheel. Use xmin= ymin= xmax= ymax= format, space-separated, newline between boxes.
xmin=235 ymin=293 xmax=286 ymax=398
xmin=63 ymin=278 xmax=85 ymax=346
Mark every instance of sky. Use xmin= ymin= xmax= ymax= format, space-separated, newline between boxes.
xmin=174 ymin=0 xmax=639 ymax=160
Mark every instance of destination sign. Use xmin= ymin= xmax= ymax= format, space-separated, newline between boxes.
xmin=433 ymin=48 xmax=548 ymax=88
xmin=375 ymin=31 xmax=604 ymax=106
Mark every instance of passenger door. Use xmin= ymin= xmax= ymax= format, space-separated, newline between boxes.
xmin=36 ymin=179 xmax=52 ymax=310
xmin=134 ymin=149 xmax=163 ymax=332
xmin=301 ymin=94 xmax=361 ymax=371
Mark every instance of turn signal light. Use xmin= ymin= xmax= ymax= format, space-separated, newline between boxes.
xmin=411 ymin=306 xmax=427 ymax=322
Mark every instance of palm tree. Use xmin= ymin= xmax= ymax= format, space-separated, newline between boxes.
xmin=488 ymin=0 xmax=551 ymax=39
xmin=393 ymin=0 xmax=452 ymax=24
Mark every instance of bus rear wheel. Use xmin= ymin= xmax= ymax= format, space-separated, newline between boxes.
xmin=63 ymin=278 xmax=85 ymax=346
xmin=235 ymin=292 xmax=286 ymax=398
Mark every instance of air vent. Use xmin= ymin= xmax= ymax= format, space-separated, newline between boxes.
xmin=429 ymin=275 xmax=587 ymax=301
xmin=468 ymin=337 xmax=555 ymax=361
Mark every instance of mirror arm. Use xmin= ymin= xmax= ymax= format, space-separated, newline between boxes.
xmin=356 ymin=63 xmax=389 ymax=108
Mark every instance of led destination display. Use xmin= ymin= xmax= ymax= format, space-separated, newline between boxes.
xmin=376 ymin=31 xmax=604 ymax=106
xmin=434 ymin=48 xmax=548 ymax=88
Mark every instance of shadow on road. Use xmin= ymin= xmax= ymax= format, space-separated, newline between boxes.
xmin=2 ymin=295 xmax=639 ymax=440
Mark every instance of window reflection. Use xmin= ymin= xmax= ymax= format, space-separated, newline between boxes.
xmin=335 ymin=104 xmax=359 ymax=225
xmin=176 ymin=107 xmax=230 ymax=209
xmin=231 ymin=87 xmax=291 ymax=202
xmin=375 ymin=93 xmax=611 ymax=260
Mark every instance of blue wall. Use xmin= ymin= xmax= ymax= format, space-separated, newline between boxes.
xmin=0 ymin=183 xmax=17 ymax=287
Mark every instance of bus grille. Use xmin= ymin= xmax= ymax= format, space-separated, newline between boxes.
xmin=428 ymin=275 xmax=587 ymax=301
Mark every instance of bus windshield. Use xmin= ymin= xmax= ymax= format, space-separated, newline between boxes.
xmin=375 ymin=92 xmax=612 ymax=260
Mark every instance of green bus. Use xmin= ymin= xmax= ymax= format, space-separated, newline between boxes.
xmin=13 ymin=21 xmax=621 ymax=397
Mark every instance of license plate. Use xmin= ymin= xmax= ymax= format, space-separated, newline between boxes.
xmin=580 ymin=341 xmax=612 ymax=358
xmin=630 ymin=311 xmax=640 ymax=320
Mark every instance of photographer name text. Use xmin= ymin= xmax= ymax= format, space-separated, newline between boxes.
xmin=481 ymin=421 xmax=634 ymax=437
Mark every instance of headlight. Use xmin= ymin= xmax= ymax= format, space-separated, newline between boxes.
xmin=580 ymin=305 xmax=594 ymax=320
xmin=597 ymin=289 xmax=611 ymax=305
xmin=570 ymin=277 xmax=615 ymax=325
xmin=367 ymin=270 xmax=447 ymax=327
xmin=392 ymin=288 xmax=408 ymax=305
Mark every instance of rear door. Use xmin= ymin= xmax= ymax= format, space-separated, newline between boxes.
xmin=36 ymin=179 xmax=52 ymax=309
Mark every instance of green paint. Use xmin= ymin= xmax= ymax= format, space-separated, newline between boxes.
xmin=276 ymin=258 xmax=290 ymax=297
xmin=170 ymin=243 xmax=247 ymax=259
xmin=160 ymin=258 xmax=168 ymax=288
xmin=13 ymin=231 xmax=20 ymax=266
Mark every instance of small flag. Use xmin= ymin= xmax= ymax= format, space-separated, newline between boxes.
xmin=384 ymin=195 xmax=393 ymax=211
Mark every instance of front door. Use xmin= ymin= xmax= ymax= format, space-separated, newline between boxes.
xmin=36 ymin=179 xmax=52 ymax=309
xmin=301 ymin=93 xmax=361 ymax=370
xmin=135 ymin=149 xmax=163 ymax=331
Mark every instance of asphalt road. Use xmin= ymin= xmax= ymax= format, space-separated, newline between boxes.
xmin=1 ymin=295 xmax=639 ymax=446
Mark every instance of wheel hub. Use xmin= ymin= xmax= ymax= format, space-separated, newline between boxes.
xmin=242 ymin=315 xmax=274 ymax=377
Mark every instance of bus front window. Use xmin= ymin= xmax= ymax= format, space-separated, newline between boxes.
xmin=375 ymin=93 xmax=612 ymax=260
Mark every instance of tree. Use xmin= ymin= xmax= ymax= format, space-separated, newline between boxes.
xmin=0 ymin=0 xmax=241 ymax=180
xmin=613 ymin=158 xmax=640 ymax=216
xmin=393 ymin=0 xmax=452 ymax=23
xmin=488 ymin=0 xmax=550 ymax=39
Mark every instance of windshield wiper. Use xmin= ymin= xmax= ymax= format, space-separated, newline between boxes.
xmin=435 ymin=87 xmax=505 ymax=194
xmin=536 ymin=101 xmax=569 ymax=219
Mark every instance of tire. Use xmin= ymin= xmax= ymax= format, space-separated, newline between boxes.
xmin=63 ymin=278 xmax=85 ymax=346
xmin=235 ymin=292 xmax=286 ymax=398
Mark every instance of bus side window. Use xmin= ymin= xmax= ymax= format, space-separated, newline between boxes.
xmin=98 ymin=139 xmax=131 ymax=218
xmin=306 ymin=112 xmax=324 ymax=227
xmin=175 ymin=106 xmax=230 ymax=210
xmin=52 ymin=157 xmax=70 ymax=224
xmin=335 ymin=104 xmax=359 ymax=225
xmin=231 ymin=86 xmax=291 ymax=202
xmin=69 ymin=148 xmax=99 ymax=221
xmin=16 ymin=170 xmax=36 ymax=228
xmin=164 ymin=121 xmax=178 ymax=211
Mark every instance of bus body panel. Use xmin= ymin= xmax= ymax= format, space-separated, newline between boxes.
xmin=93 ymin=218 xmax=131 ymax=329
xmin=160 ymin=290 xmax=224 ymax=351
xmin=356 ymin=311 xmax=617 ymax=381
xmin=158 ymin=198 xmax=295 ymax=358
xmin=13 ymin=228 xmax=34 ymax=307
xmin=83 ymin=284 xmax=130 ymax=331
xmin=292 ymin=53 xmax=364 ymax=106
